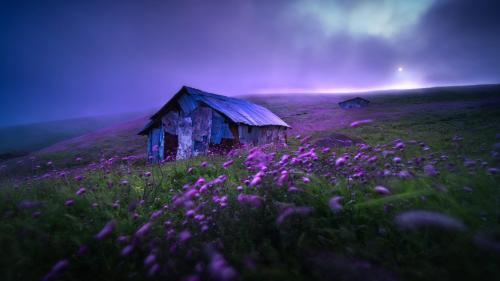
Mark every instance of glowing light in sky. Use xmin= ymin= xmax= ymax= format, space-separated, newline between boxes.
xmin=398 ymin=67 xmax=404 ymax=72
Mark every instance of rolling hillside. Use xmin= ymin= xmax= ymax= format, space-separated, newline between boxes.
xmin=2 ymin=84 xmax=500 ymax=177
xmin=0 ymin=112 xmax=148 ymax=160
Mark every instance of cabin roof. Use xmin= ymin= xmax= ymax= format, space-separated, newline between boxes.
xmin=338 ymin=97 xmax=370 ymax=105
xmin=139 ymin=86 xmax=290 ymax=135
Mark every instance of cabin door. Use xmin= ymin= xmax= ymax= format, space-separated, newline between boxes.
xmin=149 ymin=128 xmax=164 ymax=163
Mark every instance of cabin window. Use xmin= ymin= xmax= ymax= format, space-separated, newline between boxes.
xmin=247 ymin=127 xmax=252 ymax=133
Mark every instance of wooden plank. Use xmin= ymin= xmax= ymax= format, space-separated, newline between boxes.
xmin=177 ymin=116 xmax=193 ymax=160
xmin=192 ymin=106 xmax=212 ymax=156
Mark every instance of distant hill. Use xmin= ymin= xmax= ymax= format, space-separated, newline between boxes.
xmin=0 ymin=112 xmax=148 ymax=159
xmin=1 ymin=84 xmax=500 ymax=178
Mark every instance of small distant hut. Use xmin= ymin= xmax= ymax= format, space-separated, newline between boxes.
xmin=139 ymin=86 xmax=290 ymax=161
xmin=338 ymin=97 xmax=370 ymax=109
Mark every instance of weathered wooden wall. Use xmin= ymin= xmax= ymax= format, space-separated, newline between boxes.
xmin=148 ymin=94 xmax=288 ymax=161
xmin=237 ymin=125 xmax=286 ymax=146
xmin=176 ymin=115 xmax=193 ymax=160
xmin=192 ymin=106 xmax=212 ymax=157
xmin=257 ymin=126 xmax=287 ymax=145
xmin=161 ymin=111 xmax=179 ymax=135
xmin=211 ymin=111 xmax=234 ymax=144
xmin=238 ymin=125 xmax=260 ymax=146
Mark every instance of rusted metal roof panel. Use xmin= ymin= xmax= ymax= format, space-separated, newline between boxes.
xmin=141 ymin=86 xmax=290 ymax=135
xmin=184 ymin=87 xmax=290 ymax=127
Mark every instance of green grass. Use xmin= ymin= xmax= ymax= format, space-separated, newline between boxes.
xmin=1 ymin=106 xmax=499 ymax=281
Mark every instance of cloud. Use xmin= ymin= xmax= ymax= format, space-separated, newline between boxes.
xmin=0 ymin=0 xmax=499 ymax=125
xmin=407 ymin=0 xmax=500 ymax=84
xmin=289 ymin=0 xmax=434 ymax=39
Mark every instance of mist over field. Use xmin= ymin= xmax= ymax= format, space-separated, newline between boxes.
xmin=0 ymin=111 xmax=148 ymax=158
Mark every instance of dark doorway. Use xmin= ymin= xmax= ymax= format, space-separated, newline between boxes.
xmin=163 ymin=132 xmax=178 ymax=161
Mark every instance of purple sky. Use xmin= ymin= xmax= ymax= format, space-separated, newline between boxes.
xmin=1 ymin=0 xmax=500 ymax=126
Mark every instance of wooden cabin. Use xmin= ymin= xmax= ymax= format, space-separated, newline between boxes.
xmin=338 ymin=97 xmax=370 ymax=109
xmin=139 ymin=86 xmax=290 ymax=161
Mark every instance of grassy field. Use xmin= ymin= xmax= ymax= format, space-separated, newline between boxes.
xmin=1 ymin=89 xmax=500 ymax=281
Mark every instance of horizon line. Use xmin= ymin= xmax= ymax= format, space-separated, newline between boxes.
xmin=249 ymin=82 xmax=500 ymax=95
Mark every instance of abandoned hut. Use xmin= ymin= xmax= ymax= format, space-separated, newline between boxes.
xmin=139 ymin=86 xmax=290 ymax=161
xmin=338 ymin=97 xmax=370 ymax=109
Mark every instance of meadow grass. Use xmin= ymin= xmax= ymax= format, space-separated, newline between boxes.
xmin=0 ymin=106 xmax=499 ymax=281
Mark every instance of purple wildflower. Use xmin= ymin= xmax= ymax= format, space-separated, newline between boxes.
xmin=150 ymin=210 xmax=163 ymax=220
xmin=287 ymin=186 xmax=303 ymax=193
xmin=135 ymin=222 xmax=153 ymax=238
xmin=276 ymin=206 xmax=313 ymax=225
xmin=148 ymin=263 xmax=160 ymax=277
xmin=488 ymin=167 xmax=499 ymax=174
xmin=398 ymin=170 xmax=411 ymax=178
xmin=64 ymin=199 xmax=75 ymax=207
xmin=185 ymin=274 xmax=201 ymax=281
xmin=463 ymin=186 xmax=473 ymax=192
xmin=121 ymin=245 xmax=134 ymax=257
xmin=76 ymin=187 xmax=86 ymax=196
xmin=179 ymin=230 xmax=192 ymax=242
xmin=237 ymin=194 xmax=263 ymax=208
xmin=374 ymin=186 xmax=391 ymax=195
xmin=95 ymin=220 xmax=116 ymax=241
xmin=117 ymin=235 xmax=129 ymax=244
xmin=335 ymin=157 xmax=347 ymax=167
xmin=277 ymin=170 xmax=289 ymax=186
xmin=350 ymin=119 xmax=373 ymax=127
xmin=249 ymin=175 xmax=262 ymax=187
xmin=76 ymin=244 xmax=89 ymax=257
xmin=144 ymin=254 xmax=156 ymax=267
xmin=43 ymin=259 xmax=69 ymax=281
xmin=382 ymin=150 xmax=395 ymax=158
xmin=195 ymin=177 xmax=206 ymax=187
xmin=329 ymin=196 xmax=343 ymax=213
xmin=209 ymin=253 xmax=237 ymax=281
xmin=186 ymin=209 xmax=196 ymax=218
xmin=18 ymin=200 xmax=40 ymax=209
xmin=395 ymin=210 xmax=466 ymax=231
xmin=222 ymin=160 xmax=234 ymax=169
xmin=424 ymin=164 xmax=438 ymax=176
xmin=394 ymin=142 xmax=405 ymax=150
